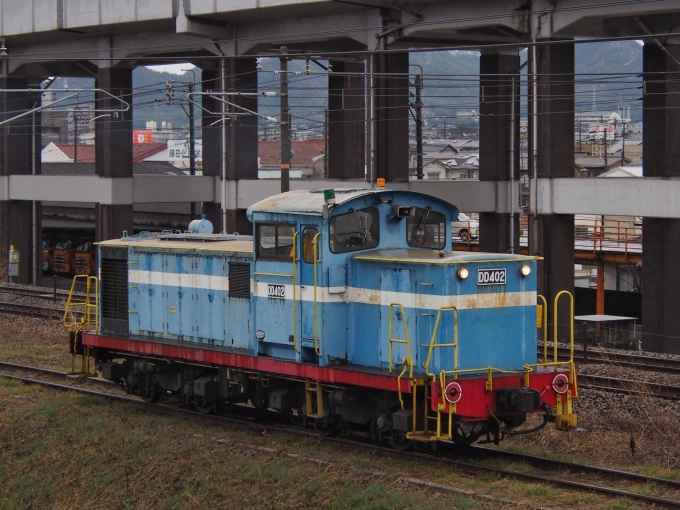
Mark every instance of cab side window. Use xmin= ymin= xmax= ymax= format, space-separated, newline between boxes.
xmin=406 ymin=207 xmax=446 ymax=249
xmin=256 ymin=223 xmax=295 ymax=261
xmin=302 ymin=227 xmax=319 ymax=263
xmin=329 ymin=207 xmax=380 ymax=254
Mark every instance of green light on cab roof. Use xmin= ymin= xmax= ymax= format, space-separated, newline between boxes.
xmin=323 ymin=189 xmax=335 ymax=200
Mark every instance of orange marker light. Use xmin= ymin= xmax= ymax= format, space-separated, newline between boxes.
xmin=376 ymin=178 xmax=386 ymax=188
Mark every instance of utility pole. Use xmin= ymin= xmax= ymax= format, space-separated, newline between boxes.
xmin=323 ymin=106 xmax=329 ymax=178
xmin=621 ymin=120 xmax=626 ymax=165
xmin=280 ymin=47 xmax=290 ymax=193
xmin=414 ymin=73 xmax=423 ymax=179
xmin=188 ymin=81 xmax=196 ymax=220
xmin=73 ymin=104 xmax=78 ymax=163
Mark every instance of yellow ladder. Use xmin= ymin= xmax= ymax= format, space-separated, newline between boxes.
xmin=304 ymin=378 xmax=325 ymax=419
xmin=61 ymin=275 xmax=98 ymax=377
xmin=389 ymin=303 xmax=414 ymax=411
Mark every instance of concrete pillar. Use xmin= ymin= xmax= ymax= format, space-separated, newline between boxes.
xmin=641 ymin=42 xmax=680 ymax=353
xmin=202 ymin=60 xmax=258 ymax=234
xmin=0 ymin=78 xmax=41 ymax=283
xmin=373 ymin=52 xmax=409 ymax=183
xmin=479 ymin=51 xmax=520 ymax=253
xmin=534 ymin=41 xmax=575 ymax=343
xmin=328 ymin=59 xmax=365 ymax=179
xmin=95 ymin=68 xmax=134 ymax=241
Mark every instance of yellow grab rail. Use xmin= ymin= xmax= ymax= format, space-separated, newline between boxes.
xmin=62 ymin=275 xmax=99 ymax=333
xmin=388 ymin=303 xmax=414 ymax=378
xmin=312 ymin=232 xmax=321 ymax=357
xmin=62 ymin=275 xmax=99 ymax=377
xmin=423 ymin=306 xmax=458 ymax=380
xmin=291 ymin=231 xmax=300 ymax=354
xmin=554 ymin=290 xmax=574 ymax=367
xmin=537 ymin=294 xmax=548 ymax=363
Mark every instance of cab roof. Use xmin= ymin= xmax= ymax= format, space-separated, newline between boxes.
xmin=246 ymin=188 xmax=457 ymax=218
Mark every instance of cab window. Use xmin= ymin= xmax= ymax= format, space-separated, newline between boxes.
xmin=302 ymin=227 xmax=319 ymax=263
xmin=406 ymin=207 xmax=446 ymax=249
xmin=256 ymin=223 xmax=295 ymax=261
xmin=329 ymin=207 xmax=380 ymax=254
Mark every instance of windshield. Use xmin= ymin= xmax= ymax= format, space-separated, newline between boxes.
xmin=329 ymin=207 xmax=380 ymax=254
xmin=407 ymin=207 xmax=446 ymax=249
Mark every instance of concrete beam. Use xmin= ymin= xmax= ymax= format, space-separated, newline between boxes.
xmin=4 ymin=175 xmax=215 ymax=204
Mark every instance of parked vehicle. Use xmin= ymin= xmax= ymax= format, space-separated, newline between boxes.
xmin=75 ymin=241 xmax=96 ymax=275
xmin=452 ymin=212 xmax=479 ymax=241
xmin=53 ymin=239 xmax=75 ymax=274
xmin=41 ymin=238 xmax=54 ymax=272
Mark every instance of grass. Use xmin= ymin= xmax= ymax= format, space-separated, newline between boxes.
xmin=0 ymin=320 xmax=676 ymax=508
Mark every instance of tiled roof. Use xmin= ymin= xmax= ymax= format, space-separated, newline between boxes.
xmin=55 ymin=143 xmax=167 ymax=163
xmin=258 ymin=140 xmax=324 ymax=166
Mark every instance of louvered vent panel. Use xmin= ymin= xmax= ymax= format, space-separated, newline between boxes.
xmin=229 ymin=262 xmax=251 ymax=299
xmin=100 ymin=258 xmax=128 ymax=321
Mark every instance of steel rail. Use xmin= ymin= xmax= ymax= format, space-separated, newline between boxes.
xmin=1 ymin=364 xmax=679 ymax=508
xmin=579 ymin=374 xmax=680 ymax=400
xmin=540 ymin=345 xmax=680 ymax=374
xmin=0 ymin=285 xmax=84 ymax=301
xmin=0 ymin=301 xmax=68 ymax=320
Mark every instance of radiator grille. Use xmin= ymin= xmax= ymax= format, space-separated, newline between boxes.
xmin=229 ymin=262 xmax=250 ymax=299
xmin=100 ymin=258 xmax=128 ymax=321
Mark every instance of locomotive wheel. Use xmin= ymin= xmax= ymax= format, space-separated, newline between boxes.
xmin=140 ymin=390 xmax=161 ymax=404
xmin=388 ymin=431 xmax=413 ymax=451
xmin=195 ymin=401 xmax=215 ymax=414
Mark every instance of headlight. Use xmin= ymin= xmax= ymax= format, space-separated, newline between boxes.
xmin=520 ymin=265 xmax=531 ymax=277
xmin=457 ymin=268 xmax=469 ymax=280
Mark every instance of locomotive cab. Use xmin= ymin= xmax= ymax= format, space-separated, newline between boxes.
xmin=246 ymin=188 xmax=458 ymax=365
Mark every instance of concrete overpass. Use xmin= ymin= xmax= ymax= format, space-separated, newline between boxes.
xmin=1 ymin=0 xmax=680 ymax=351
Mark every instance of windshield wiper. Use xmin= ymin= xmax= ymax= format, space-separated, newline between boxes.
xmin=349 ymin=208 xmax=369 ymax=241
xmin=418 ymin=207 xmax=431 ymax=234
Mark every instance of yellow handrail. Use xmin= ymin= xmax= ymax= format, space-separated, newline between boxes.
xmin=62 ymin=275 xmax=99 ymax=333
xmin=553 ymin=290 xmax=574 ymax=366
xmin=388 ymin=303 xmax=414 ymax=378
xmin=312 ymin=232 xmax=321 ymax=357
xmin=423 ymin=306 xmax=458 ymax=380
xmin=62 ymin=275 xmax=98 ymax=377
xmin=537 ymin=294 xmax=548 ymax=363
xmin=291 ymin=231 xmax=300 ymax=354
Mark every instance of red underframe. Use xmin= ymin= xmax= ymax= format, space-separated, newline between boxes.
xmin=84 ymin=333 xmax=573 ymax=419
xmin=84 ymin=333 xmax=413 ymax=393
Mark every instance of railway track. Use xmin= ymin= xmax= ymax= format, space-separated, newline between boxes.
xmin=1 ymin=361 xmax=679 ymax=508
xmin=540 ymin=345 xmax=680 ymax=374
xmin=0 ymin=301 xmax=67 ymax=321
xmin=0 ymin=284 xmax=85 ymax=302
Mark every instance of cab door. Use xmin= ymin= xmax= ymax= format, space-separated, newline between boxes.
xmin=380 ymin=268 xmax=418 ymax=370
xmin=299 ymin=226 xmax=320 ymax=341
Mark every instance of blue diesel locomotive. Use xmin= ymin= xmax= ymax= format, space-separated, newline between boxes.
xmin=73 ymin=187 xmax=577 ymax=448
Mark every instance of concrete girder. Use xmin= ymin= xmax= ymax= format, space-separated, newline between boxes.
xmin=0 ymin=0 xmax=176 ymax=39
xmin=533 ymin=0 xmax=680 ymax=38
xmin=401 ymin=0 xmax=528 ymax=42
xmin=235 ymin=9 xmax=379 ymax=55
xmin=7 ymin=32 xmax=220 ymax=75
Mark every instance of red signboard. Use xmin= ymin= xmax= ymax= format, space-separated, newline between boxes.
xmin=133 ymin=130 xmax=153 ymax=144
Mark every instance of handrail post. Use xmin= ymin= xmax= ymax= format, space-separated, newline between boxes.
xmin=312 ymin=232 xmax=321 ymax=357
xmin=537 ymin=295 xmax=548 ymax=363
xmin=291 ymin=231 xmax=300 ymax=354
xmin=553 ymin=290 xmax=575 ymax=368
